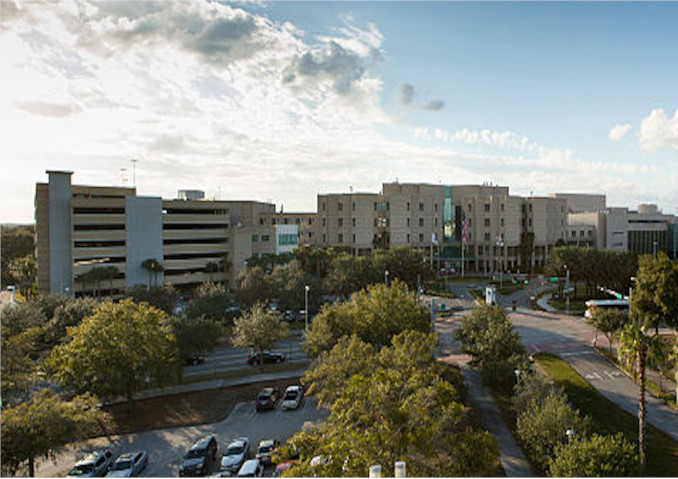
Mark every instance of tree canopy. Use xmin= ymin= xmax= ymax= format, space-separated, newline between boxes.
xmin=630 ymin=252 xmax=678 ymax=330
xmin=304 ymin=281 xmax=431 ymax=358
xmin=46 ymin=299 xmax=179 ymax=401
xmin=1 ymin=390 xmax=110 ymax=477
xmin=231 ymin=303 xmax=289 ymax=368
xmin=548 ymin=433 xmax=637 ymax=477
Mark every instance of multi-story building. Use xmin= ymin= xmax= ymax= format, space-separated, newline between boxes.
xmin=265 ymin=211 xmax=317 ymax=246
xmin=567 ymin=203 xmax=677 ymax=256
xmin=316 ymin=182 xmax=567 ymax=274
xmin=35 ymin=171 xmax=293 ymax=296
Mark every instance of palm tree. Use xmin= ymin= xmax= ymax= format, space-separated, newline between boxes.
xmin=617 ymin=322 xmax=667 ymax=476
xmin=9 ymin=255 xmax=36 ymax=299
xmin=141 ymin=258 xmax=163 ymax=288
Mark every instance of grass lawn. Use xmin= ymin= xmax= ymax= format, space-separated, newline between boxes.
xmin=103 ymin=376 xmax=302 ymax=435
xmin=535 ymin=352 xmax=678 ymax=477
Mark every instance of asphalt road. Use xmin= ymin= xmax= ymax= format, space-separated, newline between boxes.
xmin=35 ymin=398 xmax=328 ymax=478
xmin=183 ymin=337 xmax=308 ymax=379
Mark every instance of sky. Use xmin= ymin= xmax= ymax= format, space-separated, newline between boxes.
xmin=1 ymin=0 xmax=677 ymax=224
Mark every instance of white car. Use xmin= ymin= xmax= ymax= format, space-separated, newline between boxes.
xmin=67 ymin=450 xmax=114 ymax=477
xmin=220 ymin=438 xmax=250 ymax=474
xmin=236 ymin=459 xmax=263 ymax=477
xmin=106 ymin=451 xmax=148 ymax=477
xmin=280 ymin=385 xmax=303 ymax=410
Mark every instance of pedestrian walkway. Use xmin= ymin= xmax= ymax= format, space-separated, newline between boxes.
xmin=458 ymin=361 xmax=534 ymax=477
xmin=106 ymin=368 xmax=307 ymax=405
xmin=536 ymin=293 xmax=557 ymax=312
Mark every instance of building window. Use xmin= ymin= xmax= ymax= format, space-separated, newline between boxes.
xmin=338 ymin=234 xmax=343 ymax=243
xmin=352 ymin=218 xmax=356 ymax=227
xmin=468 ymin=203 xmax=472 ymax=212
xmin=407 ymin=234 xmax=410 ymax=243
xmin=352 ymin=234 xmax=356 ymax=243
xmin=528 ymin=218 xmax=532 ymax=227
xmin=374 ymin=218 xmax=378 ymax=227
xmin=419 ymin=233 xmax=424 ymax=242
xmin=434 ymin=203 xmax=438 ymax=212
xmin=484 ymin=218 xmax=490 ymax=227
xmin=278 ymin=234 xmax=297 ymax=246
xmin=284 ymin=218 xmax=289 ymax=225
xmin=419 ymin=202 xmax=424 ymax=212
xmin=387 ymin=202 xmax=390 ymax=211
xmin=352 ymin=202 xmax=356 ymax=211
xmin=484 ymin=204 xmax=490 ymax=212
xmin=259 ymin=218 xmax=264 ymax=225
xmin=588 ymin=230 xmax=593 ymax=237
xmin=419 ymin=218 xmax=424 ymax=227
xmin=261 ymin=235 xmax=270 ymax=242
xmin=468 ymin=218 xmax=472 ymax=226
xmin=295 ymin=218 xmax=300 ymax=224
xmin=322 ymin=234 xmax=326 ymax=242
xmin=484 ymin=233 xmax=490 ymax=242
xmin=528 ymin=204 xmax=533 ymax=212
xmin=500 ymin=218 xmax=504 ymax=227
xmin=272 ymin=218 xmax=277 ymax=225
xmin=435 ymin=218 xmax=438 ymax=227
xmin=374 ymin=202 xmax=377 ymax=211
xmin=501 ymin=203 xmax=505 ymax=212
xmin=338 ymin=202 xmax=343 ymax=211
xmin=338 ymin=218 xmax=343 ymax=227
xmin=308 ymin=218 xmax=313 ymax=225
xmin=252 ymin=235 xmax=259 ymax=242
xmin=322 ymin=218 xmax=326 ymax=227
xmin=407 ymin=202 xmax=410 ymax=211
xmin=322 ymin=202 xmax=326 ymax=211
xmin=468 ymin=232 xmax=472 ymax=241
xmin=571 ymin=230 xmax=576 ymax=238
xmin=580 ymin=230 xmax=585 ymax=237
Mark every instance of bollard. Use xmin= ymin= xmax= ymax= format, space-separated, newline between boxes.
xmin=369 ymin=465 xmax=382 ymax=478
xmin=394 ymin=461 xmax=406 ymax=478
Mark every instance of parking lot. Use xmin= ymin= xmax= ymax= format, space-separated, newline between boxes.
xmin=35 ymin=397 xmax=328 ymax=477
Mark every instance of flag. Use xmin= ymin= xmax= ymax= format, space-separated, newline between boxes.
xmin=461 ymin=212 xmax=469 ymax=245
xmin=495 ymin=232 xmax=504 ymax=247
xmin=432 ymin=232 xmax=438 ymax=245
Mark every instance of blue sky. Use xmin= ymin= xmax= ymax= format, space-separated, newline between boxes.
xmin=1 ymin=1 xmax=677 ymax=223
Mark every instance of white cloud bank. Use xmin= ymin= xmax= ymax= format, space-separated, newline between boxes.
xmin=639 ymin=108 xmax=678 ymax=151
xmin=609 ymin=123 xmax=632 ymax=141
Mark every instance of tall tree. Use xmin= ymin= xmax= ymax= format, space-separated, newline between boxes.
xmin=631 ymin=252 xmax=678 ymax=331
xmin=587 ymin=308 xmax=628 ymax=351
xmin=170 ymin=315 xmax=221 ymax=364
xmin=187 ymin=282 xmax=235 ymax=322
xmin=231 ymin=303 xmax=289 ymax=370
xmin=46 ymin=299 xmax=180 ymax=402
xmin=235 ymin=266 xmax=271 ymax=307
xmin=617 ymin=323 xmax=667 ymax=476
xmin=9 ymin=255 xmax=37 ymax=299
xmin=1 ymin=225 xmax=35 ymax=288
xmin=0 ymin=390 xmax=110 ymax=477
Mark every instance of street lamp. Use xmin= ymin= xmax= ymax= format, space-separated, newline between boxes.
xmin=385 ymin=270 xmax=389 ymax=286
xmin=304 ymin=285 xmax=310 ymax=331
xmin=566 ymin=428 xmax=575 ymax=443
xmin=514 ymin=369 xmax=521 ymax=382
xmin=564 ymin=264 xmax=570 ymax=315
xmin=653 ymin=241 xmax=658 ymax=259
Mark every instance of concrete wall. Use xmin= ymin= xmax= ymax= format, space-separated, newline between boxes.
xmin=47 ymin=171 xmax=73 ymax=296
xmin=125 ymin=196 xmax=163 ymax=289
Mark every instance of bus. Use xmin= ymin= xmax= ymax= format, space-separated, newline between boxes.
xmin=584 ymin=299 xmax=629 ymax=319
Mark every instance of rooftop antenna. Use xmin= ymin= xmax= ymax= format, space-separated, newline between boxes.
xmin=130 ymin=158 xmax=139 ymax=188
xmin=120 ymin=168 xmax=128 ymax=185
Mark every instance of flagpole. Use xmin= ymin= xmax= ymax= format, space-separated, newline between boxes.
xmin=462 ymin=242 xmax=465 ymax=278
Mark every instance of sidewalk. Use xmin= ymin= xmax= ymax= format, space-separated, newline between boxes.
xmin=106 ymin=368 xmax=307 ymax=405
xmin=535 ymin=293 xmax=557 ymax=312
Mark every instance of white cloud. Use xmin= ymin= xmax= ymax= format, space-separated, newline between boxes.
xmin=609 ymin=123 xmax=632 ymax=141
xmin=639 ymin=108 xmax=678 ymax=151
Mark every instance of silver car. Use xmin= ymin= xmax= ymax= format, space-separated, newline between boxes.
xmin=106 ymin=451 xmax=148 ymax=477
xmin=220 ymin=438 xmax=249 ymax=474
xmin=67 ymin=450 xmax=114 ymax=477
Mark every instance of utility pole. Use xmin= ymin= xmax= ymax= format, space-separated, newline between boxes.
xmin=565 ymin=264 xmax=570 ymax=315
xmin=131 ymin=158 xmax=138 ymax=188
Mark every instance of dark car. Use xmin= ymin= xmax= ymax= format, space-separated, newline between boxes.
xmin=246 ymin=351 xmax=285 ymax=366
xmin=255 ymin=439 xmax=280 ymax=466
xmin=180 ymin=435 xmax=218 ymax=477
xmin=255 ymin=387 xmax=279 ymax=411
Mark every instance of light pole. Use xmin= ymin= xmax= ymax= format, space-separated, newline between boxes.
xmin=385 ymin=270 xmax=389 ymax=286
xmin=564 ymin=264 xmax=570 ymax=315
xmin=566 ymin=428 xmax=575 ymax=443
xmin=653 ymin=241 xmax=658 ymax=259
xmin=304 ymin=285 xmax=310 ymax=331
xmin=514 ymin=369 xmax=521 ymax=383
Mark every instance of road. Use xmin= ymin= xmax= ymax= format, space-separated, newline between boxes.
xmin=35 ymin=398 xmax=328 ymax=478
xmin=183 ymin=336 xmax=308 ymax=379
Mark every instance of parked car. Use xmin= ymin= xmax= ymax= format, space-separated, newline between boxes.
xmin=246 ymin=351 xmax=285 ymax=366
xmin=67 ymin=450 xmax=114 ymax=477
xmin=184 ymin=354 xmax=206 ymax=366
xmin=255 ymin=387 xmax=279 ymax=411
xmin=220 ymin=437 xmax=250 ymax=474
xmin=180 ymin=435 xmax=218 ymax=477
xmin=254 ymin=439 xmax=280 ymax=466
xmin=236 ymin=459 xmax=264 ymax=477
xmin=280 ymin=385 xmax=304 ymax=410
xmin=105 ymin=451 xmax=148 ymax=477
